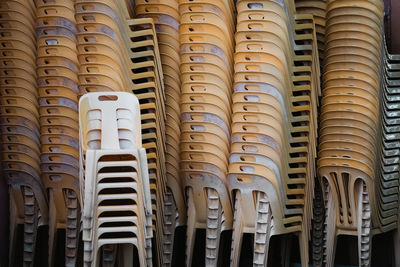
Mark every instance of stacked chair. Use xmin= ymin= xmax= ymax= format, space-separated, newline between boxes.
xmin=74 ymin=0 xmax=134 ymax=96
xmin=382 ymin=41 xmax=400 ymax=267
xmin=314 ymin=0 xmax=400 ymax=266
xmin=134 ymin=1 xmax=186 ymax=265
xmin=227 ymin=0 xmax=319 ymax=266
xmin=295 ymin=0 xmax=327 ymax=62
xmin=380 ymin=42 xmax=400 ymax=233
xmin=293 ymin=11 xmax=321 ymax=257
xmin=75 ymin=1 xmax=167 ymax=265
xmin=124 ymin=18 xmax=167 ymax=265
xmin=178 ymin=0 xmax=235 ymax=265
xmin=74 ymin=0 xmax=140 ymax=264
xmin=34 ymin=0 xmax=81 ymax=265
xmin=79 ymin=92 xmax=152 ymax=266
xmin=0 ymin=0 xmax=49 ymax=265
xmin=3 ymin=0 xmax=400 ymax=266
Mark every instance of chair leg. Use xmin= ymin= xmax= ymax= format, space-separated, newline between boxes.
xmin=312 ymin=180 xmax=325 ymax=267
xmin=185 ymin=188 xmax=196 ymax=267
xmin=23 ymin=186 xmax=39 ymax=266
xmin=393 ymin=226 xmax=400 ymax=267
xmin=323 ymin=187 xmax=337 ymax=267
xmin=8 ymin=188 xmax=20 ymax=267
xmin=48 ymin=191 xmax=57 ymax=267
xmin=65 ymin=188 xmax=80 ymax=267
xmin=162 ymin=187 xmax=176 ymax=266
xmin=253 ymin=192 xmax=272 ymax=267
xmin=230 ymin=191 xmax=244 ymax=267
xmin=299 ymin=226 xmax=309 ymax=267
xmin=205 ymin=188 xmax=222 ymax=267
xmin=357 ymin=182 xmax=372 ymax=267
xmin=83 ymin=239 xmax=93 ymax=266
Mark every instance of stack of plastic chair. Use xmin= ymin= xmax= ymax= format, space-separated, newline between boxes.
xmin=79 ymin=92 xmax=152 ymax=267
xmin=382 ymin=40 xmax=400 ymax=267
xmin=293 ymin=11 xmax=321 ymax=259
xmin=134 ymin=1 xmax=186 ymax=265
xmin=178 ymin=0 xmax=235 ymax=265
xmin=0 ymin=0 xmax=49 ymax=265
xmin=34 ymin=0 xmax=81 ymax=265
xmin=123 ymin=17 xmax=168 ymax=264
xmin=76 ymin=1 xmax=170 ymax=264
xmin=295 ymin=0 xmax=326 ymax=62
xmin=227 ymin=0 xmax=319 ymax=266
xmin=75 ymin=2 xmax=156 ymax=264
xmin=314 ymin=0 xmax=387 ymax=266
xmin=380 ymin=41 xmax=400 ymax=232
xmin=74 ymin=0 xmax=134 ymax=96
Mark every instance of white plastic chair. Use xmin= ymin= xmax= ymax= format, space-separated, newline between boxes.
xmin=79 ymin=92 xmax=152 ymax=266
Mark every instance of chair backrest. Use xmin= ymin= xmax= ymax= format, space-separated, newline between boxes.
xmin=79 ymin=92 xmax=142 ymax=151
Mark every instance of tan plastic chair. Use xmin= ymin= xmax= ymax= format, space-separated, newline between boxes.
xmin=325 ymin=37 xmax=380 ymax=57
xmin=321 ymin=102 xmax=378 ymax=123
xmin=323 ymin=60 xmax=380 ymax=78
xmin=315 ymin=0 xmax=386 ymax=262
xmin=179 ymin=33 xmax=233 ymax=62
xmin=35 ymin=3 xmax=82 ymax=261
xmin=0 ymin=1 xmax=35 ymax=22
xmin=179 ymin=2 xmax=234 ymax=30
xmin=0 ymin=19 xmax=36 ymax=44
xmin=321 ymin=94 xmax=378 ymax=112
xmin=36 ymin=5 xmax=75 ymax=23
xmin=317 ymin=160 xmax=375 ymax=266
xmin=326 ymin=9 xmax=380 ymax=31
xmin=324 ymin=44 xmax=380 ymax=65
xmin=179 ymin=5 xmax=234 ymax=261
xmin=136 ymin=0 xmax=178 ymax=9
xmin=321 ymin=117 xmax=378 ymax=136
xmin=36 ymin=66 xmax=79 ymax=83
xmin=136 ymin=4 xmax=180 ymax=21
xmin=0 ymin=49 xmax=36 ymax=68
xmin=36 ymin=55 xmax=79 ymax=71
xmin=0 ymin=3 xmax=49 ymax=261
xmin=180 ymin=0 xmax=234 ymax=19
xmin=227 ymin=2 xmax=320 ymax=266
xmin=5 ymin=171 xmax=49 ymax=266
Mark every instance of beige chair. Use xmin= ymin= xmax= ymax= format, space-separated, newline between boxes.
xmin=313 ymin=0 xmax=390 ymax=266
xmin=34 ymin=2 xmax=82 ymax=264
xmin=178 ymin=3 xmax=234 ymax=266
xmin=0 ymin=1 xmax=50 ymax=266
xmin=295 ymin=0 xmax=326 ymax=61
xmin=79 ymin=92 xmax=152 ymax=267
xmin=228 ymin=2 xmax=319 ymax=266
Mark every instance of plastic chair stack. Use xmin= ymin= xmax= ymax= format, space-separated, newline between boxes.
xmin=134 ymin=1 xmax=186 ymax=265
xmin=227 ymin=0 xmax=319 ymax=266
xmin=74 ymin=0 xmax=134 ymax=96
xmin=79 ymin=92 xmax=152 ymax=267
xmin=178 ymin=0 xmax=235 ymax=265
xmin=34 ymin=0 xmax=81 ymax=265
xmin=315 ymin=0 xmax=386 ymax=266
xmin=0 ymin=0 xmax=49 ymax=265
xmin=123 ymin=17 xmax=168 ymax=264
xmin=76 ymin=2 xmax=162 ymax=264
xmin=379 ymin=39 xmax=400 ymax=266
xmin=378 ymin=41 xmax=400 ymax=232
xmin=76 ymin=1 xmax=168 ymax=263
xmin=295 ymin=0 xmax=326 ymax=62
xmin=293 ymin=11 xmax=321 ymax=254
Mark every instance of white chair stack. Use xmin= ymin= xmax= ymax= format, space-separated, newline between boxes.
xmin=79 ymin=92 xmax=152 ymax=266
